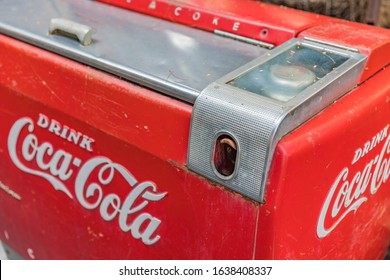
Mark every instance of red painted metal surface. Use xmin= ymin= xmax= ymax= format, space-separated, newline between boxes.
xmin=1 ymin=1 xmax=390 ymax=260
xmin=257 ymin=66 xmax=390 ymax=259
xmin=299 ymin=22 xmax=390 ymax=83
xmin=97 ymin=0 xmax=334 ymax=45
xmin=0 ymin=35 xmax=258 ymax=259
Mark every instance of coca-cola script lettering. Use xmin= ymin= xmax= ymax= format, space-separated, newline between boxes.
xmin=7 ymin=115 xmax=167 ymax=245
xmin=317 ymin=125 xmax=390 ymax=238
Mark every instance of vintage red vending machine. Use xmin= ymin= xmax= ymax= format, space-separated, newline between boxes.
xmin=0 ymin=0 xmax=390 ymax=259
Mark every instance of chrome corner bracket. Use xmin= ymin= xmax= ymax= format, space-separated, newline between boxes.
xmin=187 ymin=38 xmax=367 ymax=202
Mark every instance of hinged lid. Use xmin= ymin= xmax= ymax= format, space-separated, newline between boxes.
xmin=0 ymin=0 xmax=265 ymax=104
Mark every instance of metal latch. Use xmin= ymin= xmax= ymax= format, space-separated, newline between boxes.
xmin=187 ymin=38 xmax=367 ymax=202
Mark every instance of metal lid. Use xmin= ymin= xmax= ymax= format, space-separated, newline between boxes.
xmin=0 ymin=0 xmax=266 ymax=103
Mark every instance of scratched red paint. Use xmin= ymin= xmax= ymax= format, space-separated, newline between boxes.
xmin=1 ymin=0 xmax=390 ymax=259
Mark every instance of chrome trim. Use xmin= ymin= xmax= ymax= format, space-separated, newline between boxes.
xmin=214 ymin=30 xmax=275 ymax=49
xmin=303 ymin=36 xmax=359 ymax=53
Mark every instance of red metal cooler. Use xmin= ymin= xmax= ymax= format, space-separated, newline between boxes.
xmin=0 ymin=0 xmax=390 ymax=259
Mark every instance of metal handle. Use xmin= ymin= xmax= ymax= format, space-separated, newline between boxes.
xmin=49 ymin=18 xmax=95 ymax=46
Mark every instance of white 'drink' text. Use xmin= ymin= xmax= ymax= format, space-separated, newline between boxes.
xmin=7 ymin=115 xmax=167 ymax=245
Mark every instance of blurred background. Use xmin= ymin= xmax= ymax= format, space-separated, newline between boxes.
xmin=259 ymin=0 xmax=390 ymax=28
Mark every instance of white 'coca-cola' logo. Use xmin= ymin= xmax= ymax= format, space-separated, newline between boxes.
xmin=317 ymin=125 xmax=390 ymax=238
xmin=7 ymin=115 xmax=167 ymax=245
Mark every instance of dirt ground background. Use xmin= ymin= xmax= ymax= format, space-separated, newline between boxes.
xmin=260 ymin=0 xmax=390 ymax=28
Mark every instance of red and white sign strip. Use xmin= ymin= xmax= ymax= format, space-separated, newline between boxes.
xmin=96 ymin=0 xmax=301 ymax=45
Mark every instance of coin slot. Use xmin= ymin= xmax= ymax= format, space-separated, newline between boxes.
xmin=213 ymin=134 xmax=238 ymax=179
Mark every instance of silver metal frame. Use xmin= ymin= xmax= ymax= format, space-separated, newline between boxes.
xmin=188 ymin=38 xmax=367 ymax=202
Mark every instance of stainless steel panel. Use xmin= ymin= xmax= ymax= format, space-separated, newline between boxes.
xmin=0 ymin=0 xmax=266 ymax=103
